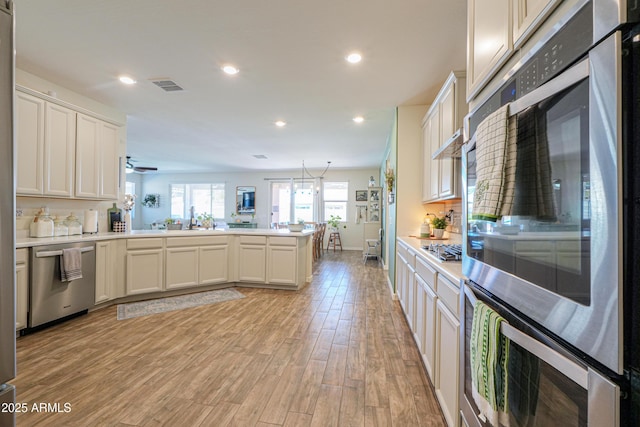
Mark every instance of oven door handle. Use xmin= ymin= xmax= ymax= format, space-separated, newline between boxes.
xmin=464 ymin=283 xmax=588 ymax=387
xmin=509 ymin=58 xmax=590 ymax=116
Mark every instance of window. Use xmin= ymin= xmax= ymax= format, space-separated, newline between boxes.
xmin=323 ymin=181 xmax=348 ymax=220
xmin=170 ymin=183 xmax=225 ymax=220
xmin=270 ymin=180 xmax=316 ymax=224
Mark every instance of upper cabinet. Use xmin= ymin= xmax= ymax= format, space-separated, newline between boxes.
xmin=467 ymin=0 xmax=512 ymax=100
xmin=513 ymin=0 xmax=561 ymax=47
xmin=75 ymin=113 xmax=119 ymax=199
xmin=16 ymin=91 xmax=76 ymax=197
xmin=467 ymin=0 xmax=560 ymax=100
xmin=16 ymin=87 xmax=123 ymax=200
xmin=422 ymin=72 xmax=467 ymax=203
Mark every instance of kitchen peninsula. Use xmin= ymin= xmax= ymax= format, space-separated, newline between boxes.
xmin=16 ymin=228 xmax=314 ymax=318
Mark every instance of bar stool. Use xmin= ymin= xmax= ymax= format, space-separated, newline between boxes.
xmin=327 ymin=230 xmax=342 ymax=252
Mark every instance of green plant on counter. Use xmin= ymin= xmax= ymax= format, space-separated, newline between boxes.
xmin=198 ymin=212 xmax=214 ymax=223
xmin=327 ymin=215 xmax=345 ymax=230
xmin=297 ymin=218 xmax=305 ymax=225
xmin=431 ymin=216 xmax=447 ymax=230
xmin=165 ymin=218 xmax=176 ymax=224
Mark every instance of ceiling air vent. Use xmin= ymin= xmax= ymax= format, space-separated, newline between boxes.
xmin=253 ymin=155 xmax=268 ymax=159
xmin=150 ymin=78 xmax=184 ymax=92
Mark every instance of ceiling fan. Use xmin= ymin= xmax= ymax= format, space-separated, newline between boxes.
xmin=126 ymin=156 xmax=158 ymax=173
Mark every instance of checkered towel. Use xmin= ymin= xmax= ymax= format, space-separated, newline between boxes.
xmin=472 ymin=104 xmax=517 ymax=221
xmin=470 ymin=300 xmax=510 ymax=427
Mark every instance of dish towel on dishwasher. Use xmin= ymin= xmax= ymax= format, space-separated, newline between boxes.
xmin=470 ymin=300 xmax=510 ymax=427
xmin=60 ymin=248 xmax=83 ymax=282
xmin=471 ymin=103 xmax=517 ymax=221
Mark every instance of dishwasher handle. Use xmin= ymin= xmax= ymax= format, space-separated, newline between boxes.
xmin=35 ymin=246 xmax=95 ymax=258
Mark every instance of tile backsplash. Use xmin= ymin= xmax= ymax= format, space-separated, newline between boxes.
xmin=16 ymin=196 xmax=118 ymax=238
xmin=424 ymin=199 xmax=462 ymax=243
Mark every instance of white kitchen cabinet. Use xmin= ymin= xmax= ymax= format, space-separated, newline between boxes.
xmin=422 ymin=72 xmax=466 ymax=203
xmin=99 ymin=122 xmax=120 ymax=199
xmin=435 ymin=299 xmax=460 ymax=427
xmin=75 ymin=113 xmax=119 ymax=200
xmin=199 ymin=245 xmax=229 ymax=285
xmin=512 ymin=0 xmax=559 ymax=47
xmin=424 ymin=280 xmax=438 ymax=380
xmin=267 ymin=244 xmax=297 ymax=285
xmin=16 ymin=91 xmax=44 ymax=195
xmin=414 ymin=274 xmax=427 ymax=357
xmin=15 ymin=249 xmax=28 ymax=331
xmin=16 ymin=91 xmax=76 ymax=197
xmin=165 ymin=236 xmax=230 ymax=288
xmin=238 ymin=235 xmax=267 ymax=283
xmin=467 ymin=0 xmax=512 ymax=100
xmin=126 ymin=238 xmax=164 ymax=295
xmin=95 ymin=240 xmax=115 ymax=304
xmin=415 ymin=256 xmax=438 ymax=379
xmin=166 ymin=247 xmax=199 ymax=290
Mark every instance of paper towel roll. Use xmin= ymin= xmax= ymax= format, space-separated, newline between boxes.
xmin=83 ymin=209 xmax=98 ymax=233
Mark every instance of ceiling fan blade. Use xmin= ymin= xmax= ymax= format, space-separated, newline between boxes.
xmin=133 ymin=166 xmax=158 ymax=172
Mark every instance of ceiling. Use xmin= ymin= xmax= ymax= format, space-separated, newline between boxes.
xmin=14 ymin=0 xmax=467 ymax=173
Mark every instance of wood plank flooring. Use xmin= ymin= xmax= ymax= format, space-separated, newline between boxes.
xmin=13 ymin=251 xmax=446 ymax=427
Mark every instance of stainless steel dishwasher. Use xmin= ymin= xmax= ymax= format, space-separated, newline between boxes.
xmin=30 ymin=242 xmax=96 ymax=328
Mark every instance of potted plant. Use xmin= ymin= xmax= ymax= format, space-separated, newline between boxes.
xmin=165 ymin=218 xmax=182 ymax=230
xmin=431 ymin=216 xmax=447 ymax=239
xmin=327 ymin=215 xmax=344 ymax=232
xmin=197 ymin=212 xmax=214 ymax=229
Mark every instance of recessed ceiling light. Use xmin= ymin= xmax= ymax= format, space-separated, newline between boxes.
xmin=346 ymin=52 xmax=362 ymax=64
xmin=118 ymin=75 xmax=136 ymax=85
xmin=353 ymin=116 xmax=364 ymax=123
xmin=275 ymin=120 xmax=286 ymax=127
xmin=222 ymin=65 xmax=239 ymax=75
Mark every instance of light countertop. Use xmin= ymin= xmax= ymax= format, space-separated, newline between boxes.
xmin=397 ymin=236 xmax=464 ymax=285
xmin=17 ymin=228 xmax=314 ymax=248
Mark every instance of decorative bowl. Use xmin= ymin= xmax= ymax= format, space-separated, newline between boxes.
xmin=288 ymin=223 xmax=304 ymax=232
xmin=166 ymin=223 xmax=183 ymax=230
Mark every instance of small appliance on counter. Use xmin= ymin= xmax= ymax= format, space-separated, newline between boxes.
xmin=83 ymin=209 xmax=98 ymax=234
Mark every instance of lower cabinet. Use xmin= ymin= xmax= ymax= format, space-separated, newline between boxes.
xmin=238 ymin=235 xmax=267 ymax=283
xmin=166 ymin=247 xmax=199 ymax=290
xmin=126 ymin=238 xmax=164 ymax=295
xmin=199 ymin=245 xmax=228 ymax=285
xmin=397 ymin=238 xmax=461 ymax=427
xmin=165 ymin=236 xmax=230 ymax=289
xmin=435 ymin=299 xmax=460 ymax=427
xmin=266 ymin=237 xmax=297 ymax=285
xmin=95 ymin=241 xmax=113 ymax=303
xmin=15 ymin=248 xmax=28 ymax=331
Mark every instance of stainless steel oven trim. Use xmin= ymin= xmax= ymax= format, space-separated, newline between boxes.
xmin=461 ymin=283 xmax=620 ymax=426
xmin=463 ymin=31 xmax=623 ymax=374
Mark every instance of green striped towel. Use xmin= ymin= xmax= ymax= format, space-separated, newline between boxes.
xmin=470 ymin=300 xmax=510 ymax=426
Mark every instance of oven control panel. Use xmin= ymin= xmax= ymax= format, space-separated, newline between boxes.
xmin=469 ymin=1 xmax=593 ymax=135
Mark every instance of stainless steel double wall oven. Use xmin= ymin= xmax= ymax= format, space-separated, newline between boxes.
xmin=461 ymin=0 xmax=640 ymax=425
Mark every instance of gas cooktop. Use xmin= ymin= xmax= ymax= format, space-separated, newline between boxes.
xmin=420 ymin=243 xmax=462 ymax=262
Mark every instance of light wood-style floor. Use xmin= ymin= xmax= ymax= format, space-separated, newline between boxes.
xmin=14 ymin=251 xmax=446 ymax=427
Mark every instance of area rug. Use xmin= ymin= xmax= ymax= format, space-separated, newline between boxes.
xmin=117 ymin=288 xmax=245 ymax=320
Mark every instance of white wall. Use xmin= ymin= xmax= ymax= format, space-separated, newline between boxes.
xmin=135 ymin=167 xmax=379 ymax=250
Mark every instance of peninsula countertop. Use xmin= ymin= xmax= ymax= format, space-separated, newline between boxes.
xmin=16 ymin=228 xmax=315 ymax=249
